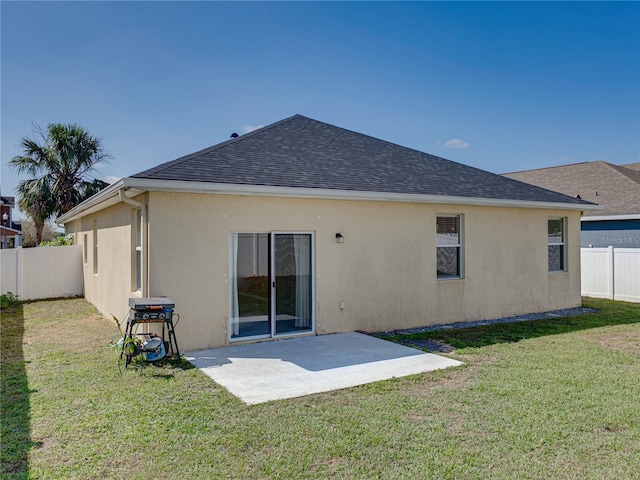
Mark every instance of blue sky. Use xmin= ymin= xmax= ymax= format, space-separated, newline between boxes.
xmin=2 ymin=1 xmax=639 ymax=218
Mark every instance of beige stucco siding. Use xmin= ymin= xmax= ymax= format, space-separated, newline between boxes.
xmin=139 ymin=192 xmax=581 ymax=351
xmin=68 ymin=196 xmax=146 ymax=323
xmin=68 ymin=191 xmax=582 ymax=351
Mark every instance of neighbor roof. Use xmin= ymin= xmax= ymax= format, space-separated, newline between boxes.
xmin=1 ymin=196 xmax=15 ymax=207
xmin=503 ymin=160 xmax=640 ymax=217
xmin=132 ymin=114 xmax=591 ymax=206
xmin=58 ymin=115 xmax=597 ymax=224
xmin=622 ymin=162 xmax=640 ymax=172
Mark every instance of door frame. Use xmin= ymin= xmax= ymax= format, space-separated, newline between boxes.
xmin=229 ymin=231 xmax=315 ymax=342
xmin=270 ymin=231 xmax=316 ymax=338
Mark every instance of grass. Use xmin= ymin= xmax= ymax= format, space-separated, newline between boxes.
xmin=1 ymin=297 xmax=639 ymax=479
xmin=376 ymin=300 xmax=640 ymax=349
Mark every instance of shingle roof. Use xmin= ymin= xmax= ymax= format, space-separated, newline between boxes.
xmin=503 ymin=161 xmax=640 ymax=216
xmin=132 ymin=114 xmax=591 ymax=207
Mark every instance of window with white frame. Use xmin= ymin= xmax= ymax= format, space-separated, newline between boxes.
xmin=92 ymin=219 xmax=98 ymax=275
xmin=437 ymin=215 xmax=462 ymax=279
xmin=134 ymin=208 xmax=142 ymax=292
xmin=548 ymin=218 xmax=566 ymax=272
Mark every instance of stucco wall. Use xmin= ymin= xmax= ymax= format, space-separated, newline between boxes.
xmin=138 ymin=192 xmax=582 ymax=351
xmin=67 ymin=192 xmax=582 ymax=351
xmin=67 ymin=195 xmax=147 ymax=324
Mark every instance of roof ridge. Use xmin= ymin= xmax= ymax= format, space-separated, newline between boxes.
xmin=296 ymin=115 xmax=489 ymax=174
xmin=502 ymin=160 xmax=600 ymax=175
xmin=609 ymin=163 xmax=640 ymax=184
xmin=620 ymin=162 xmax=640 ymax=171
xmin=126 ymin=114 xmax=593 ymax=207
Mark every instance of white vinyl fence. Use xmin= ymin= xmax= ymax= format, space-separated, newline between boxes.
xmin=1 ymin=245 xmax=83 ymax=300
xmin=581 ymin=247 xmax=640 ymax=303
xmin=2 ymin=244 xmax=637 ymax=303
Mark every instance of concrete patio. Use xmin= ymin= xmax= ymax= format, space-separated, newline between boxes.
xmin=185 ymin=332 xmax=462 ymax=404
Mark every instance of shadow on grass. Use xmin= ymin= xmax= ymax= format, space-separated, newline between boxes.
xmin=125 ymin=355 xmax=196 ymax=376
xmin=1 ymin=303 xmax=38 ymax=479
xmin=382 ymin=299 xmax=640 ymax=350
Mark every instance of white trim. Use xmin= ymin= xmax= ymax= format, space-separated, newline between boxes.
xmin=228 ymin=231 xmax=315 ymax=343
xmin=436 ymin=214 xmax=463 ymax=279
xmin=548 ymin=217 xmax=567 ymax=273
xmin=581 ymin=214 xmax=640 ymax=222
xmin=57 ymin=177 xmax=601 ymax=224
xmin=56 ymin=179 xmax=142 ymax=224
xmin=119 ymin=192 xmax=148 ymax=298
xmin=127 ymin=178 xmax=600 ymax=211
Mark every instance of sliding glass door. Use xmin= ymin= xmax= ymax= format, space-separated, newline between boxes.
xmin=230 ymin=232 xmax=314 ymax=340
xmin=272 ymin=233 xmax=313 ymax=335
xmin=230 ymin=233 xmax=270 ymax=339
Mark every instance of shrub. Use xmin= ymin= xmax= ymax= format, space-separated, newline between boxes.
xmin=40 ymin=234 xmax=74 ymax=247
xmin=1 ymin=291 xmax=21 ymax=308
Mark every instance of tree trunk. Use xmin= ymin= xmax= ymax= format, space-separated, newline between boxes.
xmin=35 ymin=220 xmax=44 ymax=246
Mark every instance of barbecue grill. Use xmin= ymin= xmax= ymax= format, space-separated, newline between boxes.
xmin=121 ymin=297 xmax=180 ymax=366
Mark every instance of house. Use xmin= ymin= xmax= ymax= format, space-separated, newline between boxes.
xmin=503 ymin=161 xmax=640 ymax=248
xmin=0 ymin=196 xmax=23 ymax=249
xmin=57 ymin=115 xmax=599 ymax=351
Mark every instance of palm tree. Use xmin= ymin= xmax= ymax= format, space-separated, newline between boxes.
xmin=15 ymin=177 xmax=56 ymax=245
xmin=9 ymin=124 xmax=111 ymax=236
xmin=77 ymin=178 xmax=110 ymax=201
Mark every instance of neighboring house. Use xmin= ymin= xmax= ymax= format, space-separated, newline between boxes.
xmin=58 ymin=115 xmax=598 ymax=351
xmin=0 ymin=196 xmax=23 ymax=248
xmin=503 ymin=161 xmax=640 ymax=248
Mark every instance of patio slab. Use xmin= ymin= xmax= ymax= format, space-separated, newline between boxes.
xmin=185 ymin=332 xmax=462 ymax=404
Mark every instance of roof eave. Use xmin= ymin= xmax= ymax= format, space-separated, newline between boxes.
xmin=56 ymin=178 xmax=145 ymax=225
xmin=0 ymin=226 xmax=23 ymax=235
xmin=126 ymin=178 xmax=602 ymax=210
xmin=57 ymin=177 xmax=600 ymax=225
xmin=581 ymin=214 xmax=640 ymax=222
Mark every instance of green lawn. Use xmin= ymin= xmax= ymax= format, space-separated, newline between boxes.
xmin=2 ymin=297 xmax=639 ymax=479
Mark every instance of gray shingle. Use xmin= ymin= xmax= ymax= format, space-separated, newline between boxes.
xmin=503 ymin=161 xmax=639 ymax=216
xmin=132 ymin=115 xmax=591 ymax=206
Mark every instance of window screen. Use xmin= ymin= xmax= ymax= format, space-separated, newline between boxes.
xmin=437 ymin=215 xmax=462 ymax=278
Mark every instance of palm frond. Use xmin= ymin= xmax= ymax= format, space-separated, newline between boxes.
xmin=10 ymin=122 xmax=112 ymax=216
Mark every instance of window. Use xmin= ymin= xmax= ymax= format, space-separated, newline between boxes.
xmin=92 ymin=219 xmax=98 ymax=275
xmin=83 ymin=234 xmax=88 ymax=264
xmin=134 ymin=208 xmax=142 ymax=292
xmin=548 ymin=218 xmax=566 ymax=272
xmin=437 ymin=215 xmax=462 ymax=279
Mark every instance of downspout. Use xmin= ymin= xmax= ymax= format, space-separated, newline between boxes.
xmin=119 ymin=190 xmax=149 ymax=298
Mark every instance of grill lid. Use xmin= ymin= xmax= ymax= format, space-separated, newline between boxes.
xmin=128 ymin=297 xmax=175 ymax=310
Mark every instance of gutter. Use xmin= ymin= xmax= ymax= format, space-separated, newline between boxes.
xmin=581 ymin=214 xmax=640 ymax=222
xmin=124 ymin=178 xmax=603 ymax=212
xmin=57 ymin=179 xmax=126 ymax=225
xmin=118 ymin=190 xmax=149 ymax=298
xmin=57 ymin=177 xmax=602 ymax=225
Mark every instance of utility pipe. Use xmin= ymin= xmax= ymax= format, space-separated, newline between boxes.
xmin=119 ymin=190 xmax=149 ymax=298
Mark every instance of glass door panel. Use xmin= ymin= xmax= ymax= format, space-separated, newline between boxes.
xmin=272 ymin=233 xmax=313 ymax=335
xmin=230 ymin=233 xmax=270 ymax=339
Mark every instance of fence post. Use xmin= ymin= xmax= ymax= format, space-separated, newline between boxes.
xmin=608 ymin=246 xmax=615 ymax=300
xmin=15 ymin=248 xmax=20 ymax=297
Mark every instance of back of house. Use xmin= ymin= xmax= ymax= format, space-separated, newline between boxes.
xmin=59 ymin=115 xmax=599 ymax=351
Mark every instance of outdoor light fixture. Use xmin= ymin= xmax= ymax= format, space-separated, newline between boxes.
xmin=335 ymin=233 xmax=344 ymax=243
xmin=2 ymin=212 xmax=8 ymax=249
